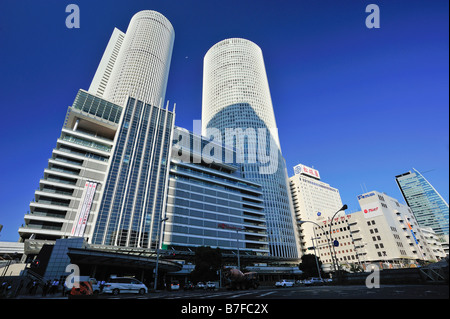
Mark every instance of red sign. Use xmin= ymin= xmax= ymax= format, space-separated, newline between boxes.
xmin=364 ymin=207 xmax=378 ymax=214
xmin=294 ymin=164 xmax=321 ymax=180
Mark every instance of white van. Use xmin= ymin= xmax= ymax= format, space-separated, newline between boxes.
xmin=103 ymin=277 xmax=148 ymax=295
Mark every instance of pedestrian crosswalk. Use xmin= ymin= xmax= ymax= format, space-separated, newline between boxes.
xmin=140 ymin=288 xmax=283 ymax=300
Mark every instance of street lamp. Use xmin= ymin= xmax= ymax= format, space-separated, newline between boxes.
xmin=328 ymin=204 xmax=348 ymax=272
xmin=310 ymin=235 xmax=322 ymax=281
xmin=236 ymin=228 xmax=244 ymax=271
xmin=298 ymin=220 xmax=335 ymax=274
xmin=218 ymin=223 xmax=244 ymax=270
xmin=154 ymin=217 xmax=169 ymax=291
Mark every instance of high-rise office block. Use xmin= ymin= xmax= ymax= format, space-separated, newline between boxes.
xmin=202 ymin=38 xmax=300 ymax=259
xmin=91 ymin=97 xmax=175 ymax=249
xmin=88 ymin=28 xmax=125 ymax=98
xmin=99 ymin=10 xmax=175 ymax=106
xmin=396 ymin=169 xmax=449 ymax=237
xmin=89 ymin=10 xmax=176 ymax=248
xmin=19 ymin=10 xmax=175 ymax=252
xmin=289 ymin=164 xmax=344 ymax=257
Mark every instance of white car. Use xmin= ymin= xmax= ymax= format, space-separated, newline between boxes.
xmin=206 ymin=281 xmax=216 ymax=290
xmin=103 ymin=277 xmax=148 ymax=295
xmin=275 ymin=279 xmax=295 ymax=288
xmin=196 ymin=282 xmax=206 ymax=289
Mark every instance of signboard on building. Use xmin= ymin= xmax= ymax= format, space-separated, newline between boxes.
xmin=357 ymin=192 xmax=375 ymax=200
xmin=294 ymin=164 xmax=320 ymax=180
xmin=71 ymin=181 xmax=97 ymax=237
xmin=361 ymin=204 xmax=383 ymax=219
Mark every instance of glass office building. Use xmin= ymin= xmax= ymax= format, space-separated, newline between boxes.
xmin=202 ymin=38 xmax=300 ymax=259
xmin=92 ymin=97 xmax=175 ymax=249
xmin=20 ymin=9 xmax=175 ymax=248
xmin=101 ymin=10 xmax=175 ymax=107
xmin=164 ymin=127 xmax=269 ymax=256
xmin=396 ymin=169 xmax=449 ymax=236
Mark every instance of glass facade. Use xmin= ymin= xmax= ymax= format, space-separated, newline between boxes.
xmin=92 ymin=97 xmax=174 ymax=249
xmin=396 ymin=169 xmax=449 ymax=236
xmin=44 ymin=237 xmax=85 ymax=281
xmin=72 ymin=89 xmax=122 ymax=124
xmin=165 ymin=128 xmax=269 ymax=255
xmin=202 ymin=39 xmax=299 ymax=259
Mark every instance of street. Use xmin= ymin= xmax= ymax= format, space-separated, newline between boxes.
xmin=94 ymin=284 xmax=448 ymax=300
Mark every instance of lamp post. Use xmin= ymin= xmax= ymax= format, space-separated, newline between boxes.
xmin=310 ymin=235 xmax=322 ymax=281
xmin=154 ymin=217 xmax=169 ymax=291
xmin=236 ymin=229 xmax=241 ymax=270
xmin=234 ymin=227 xmax=245 ymax=270
xmin=298 ymin=220 xmax=335 ymax=274
xmin=328 ymin=205 xmax=348 ymax=272
xmin=218 ymin=223 xmax=244 ymax=270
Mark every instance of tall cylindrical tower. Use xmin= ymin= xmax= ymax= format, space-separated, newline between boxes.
xmin=202 ymin=38 xmax=280 ymax=148
xmin=202 ymin=38 xmax=300 ymax=259
xmin=103 ymin=10 xmax=175 ymax=106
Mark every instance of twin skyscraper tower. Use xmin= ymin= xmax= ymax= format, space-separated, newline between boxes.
xmin=20 ymin=10 xmax=300 ymax=260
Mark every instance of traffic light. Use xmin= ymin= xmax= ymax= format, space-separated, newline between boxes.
xmin=31 ymin=259 xmax=40 ymax=268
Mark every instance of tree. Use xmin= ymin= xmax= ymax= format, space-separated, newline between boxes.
xmin=298 ymin=254 xmax=323 ymax=278
xmin=190 ymin=246 xmax=223 ymax=283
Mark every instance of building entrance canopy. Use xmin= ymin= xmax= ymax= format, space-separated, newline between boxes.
xmin=67 ymin=247 xmax=183 ymax=272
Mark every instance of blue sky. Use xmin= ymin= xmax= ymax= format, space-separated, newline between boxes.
xmin=0 ymin=0 xmax=448 ymax=242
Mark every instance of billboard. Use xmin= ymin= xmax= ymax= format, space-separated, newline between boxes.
xmin=293 ymin=164 xmax=320 ymax=180
xmin=361 ymin=204 xmax=383 ymax=219
xmin=71 ymin=181 xmax=97 ymax=237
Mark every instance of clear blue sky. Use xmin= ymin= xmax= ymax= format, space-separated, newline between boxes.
xmin=0 ymin=0 xmax=448 ymax=242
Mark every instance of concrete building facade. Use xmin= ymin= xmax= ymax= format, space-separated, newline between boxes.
xmin=289 ymin=164 xmax=344 ymax=260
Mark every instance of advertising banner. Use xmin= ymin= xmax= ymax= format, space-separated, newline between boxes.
xmin=71 ymin=181 xmax=97 ymax=237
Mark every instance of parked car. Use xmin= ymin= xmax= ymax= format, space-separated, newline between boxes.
xmin=206 ymin=281 xmax=216 ymax=290
xmin=170 ymin=280 xmax=180 ymax=291
xmin=103 ymin=277 xmax=148 ymax=295
xmin=196 ymin=282 xmax=206 ymax=289
xmin=275 ymin=279 xmax=295 ymax=288
xmin=304 ymin=277 xmax=324 ymax=286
